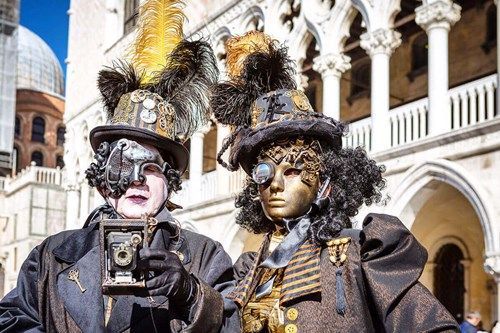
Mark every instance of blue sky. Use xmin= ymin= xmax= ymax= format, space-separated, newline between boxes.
xmin=20 ymin=0 xmax=70 ymax=77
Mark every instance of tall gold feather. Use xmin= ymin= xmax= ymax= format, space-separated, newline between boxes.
xmin=131 ymin=0 xmax=185 ymax=84
xmin=225 ymin=31 xmax=271 ymax=79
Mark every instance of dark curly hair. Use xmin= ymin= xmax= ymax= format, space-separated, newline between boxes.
xmin=234 ymin=144 xmax=386 ymax=245
xmin=85 ymin=141 xmax=182 ymax=198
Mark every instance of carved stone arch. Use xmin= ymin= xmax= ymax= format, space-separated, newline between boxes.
xmin=429 ymin=236 xmax=471 ymax=261
xmin=239 ymin=6 xmax=265 ymax=33
xmin=288 ymin=24 xmax=315 ymax=70
xmin=429 ymin=235 xmax=471 ymax=321
xmin=211 ymin=26 xmax=232 ymax=72
xmin=351 ymin=0 xmax=401 ymax=31
xmin=266 ymin=0 xmax=302 ymax=41
xmin=351 ymin=0 xmax=372 ymax=30
xmin=387 ymin=159 xmax=496 ymax=254
xmin=302 ymin=12 xmax=324 ymax=51
xmin=302 ymin=0 xmax=357 ymax=55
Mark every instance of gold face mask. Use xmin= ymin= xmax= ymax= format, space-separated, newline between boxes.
xmin=254 ymin=138 xmax=322 ymax=223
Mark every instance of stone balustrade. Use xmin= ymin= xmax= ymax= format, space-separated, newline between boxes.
xmin=449 ymin=73 xmax=498 ymax=130
xmin=343 ymin=117 xmax=372 ymax=152
xmin=200 ymin=170 xmax=218 ymax=203
xmin=173 ymin=168 xmax=248 ymax=208
xmin=229 ymin=170 xmax=246 ymax=197
xmin=389 ymin=97 xmax=429 ymax=148
xmin=346 ymin=73 xmax=498 ymax=152
xmin=0 ymin=163 xmax=63 ymax=193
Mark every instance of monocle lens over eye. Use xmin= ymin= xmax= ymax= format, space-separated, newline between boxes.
xmin=252 ymin=162 xmax=274 ymax=184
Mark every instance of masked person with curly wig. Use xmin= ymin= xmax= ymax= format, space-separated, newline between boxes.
xmin=0 ymin=1 xmax=239 ymax=332
xmin=211 ymin=31 xmax=459 ymax=333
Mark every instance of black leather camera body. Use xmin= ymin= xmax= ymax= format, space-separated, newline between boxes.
xmin=100 ymin=219 xmax=150 ymax=294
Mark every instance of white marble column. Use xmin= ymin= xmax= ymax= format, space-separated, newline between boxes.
xmin=312 ymin=53 xmax=351 ymax=119
xmin=189 ymin=131 xmax=205 ymax=203
xmin=65 ymin=183 xmax=81 ymax=230
xmin=416 ymin=0 xmax=461 ymax=136
xmin=485 ymin=255 xmax=500 ymax=321
xmin=360 ymin=29 xmax=402 ymax=152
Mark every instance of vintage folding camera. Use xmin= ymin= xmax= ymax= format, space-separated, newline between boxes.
xmin=100 ymin=219 xmax=150 ymax=294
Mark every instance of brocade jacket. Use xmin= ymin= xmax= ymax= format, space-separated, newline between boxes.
xmin=0 ymin=207 xmax=239 ymax=333
xmin=231 ymin=213 xmax=459 ymax=333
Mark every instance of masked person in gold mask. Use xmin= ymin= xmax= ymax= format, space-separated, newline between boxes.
xmin=211 ymin=31 xmax=459 ymax=333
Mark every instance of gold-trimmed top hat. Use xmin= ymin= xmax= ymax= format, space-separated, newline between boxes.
xmin=211 ymin=31 xmax=344 ymax=175
xmin=90 ymin=88 xmax=189 ymax=172
xmin=90 ymin=0 xmax=218 ymax=174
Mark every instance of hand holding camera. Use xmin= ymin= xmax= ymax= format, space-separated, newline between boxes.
xmin=137 ymin=248 xmax=198 ymax=306
xmin=100 ymin=218 xmax=198 ymax=308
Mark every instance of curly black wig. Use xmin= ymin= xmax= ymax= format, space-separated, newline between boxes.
xmin=234 ymin=144 xmax=386 ymax=245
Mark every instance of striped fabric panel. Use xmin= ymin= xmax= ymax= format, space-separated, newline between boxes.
xmin=280 ymin=239 xmax=321 ymax=305
xmin=227 ymin=235 xmax=271 ymax=308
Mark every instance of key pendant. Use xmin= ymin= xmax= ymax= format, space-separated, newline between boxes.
xmin=68 ymin=269 xmax=86 ymax=293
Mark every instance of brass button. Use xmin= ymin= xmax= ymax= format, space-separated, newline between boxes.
xmin=286 ymin=308 xmax=299 ymax=321
xmin=285 ymin=323 xmax=298 ymax=333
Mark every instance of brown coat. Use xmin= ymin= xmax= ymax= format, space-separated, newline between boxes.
xmin=232 ymin=214 xmax=459 ymax=333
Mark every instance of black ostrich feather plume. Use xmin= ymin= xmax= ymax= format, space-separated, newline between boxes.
xmin=151 ymin=40 xmax=219 ymax=138
xmin=97 ymin=61 xmax=143 ymax=119
xmin=211 ymin=35 xmax=297 ymax=128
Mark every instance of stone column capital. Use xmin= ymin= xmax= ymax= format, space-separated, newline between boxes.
xmin=484 ymin=254 xmax=500 ymax=281
xmin=312 ymin=53 xmax=351 ymax=78
xmin=360 ymin=29 xmax=402 ymax=57
xmin=415 ymin=0 xmax=461 ymax=32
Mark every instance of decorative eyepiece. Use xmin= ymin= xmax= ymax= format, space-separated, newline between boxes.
xmin=252 ymin=162 xmax=275 ymax=185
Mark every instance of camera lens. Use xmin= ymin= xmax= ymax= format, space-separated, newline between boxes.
xmin=113 ymin=244 xmax=133 ymax=267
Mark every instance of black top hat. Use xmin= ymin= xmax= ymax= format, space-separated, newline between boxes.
xmin=90 ymin=89 xmax=190 ymax=173
xmin=211 ymin=31 xmax=344 ymax=175
xmin=90 ymin=0 xmax=218 ymax=174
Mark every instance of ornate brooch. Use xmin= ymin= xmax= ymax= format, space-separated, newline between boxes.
xmin=326 ymin=237 xmax=351 ymax=267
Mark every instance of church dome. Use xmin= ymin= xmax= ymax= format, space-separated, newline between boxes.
xmin=16 ymin=26 xmax=64 ymax=96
